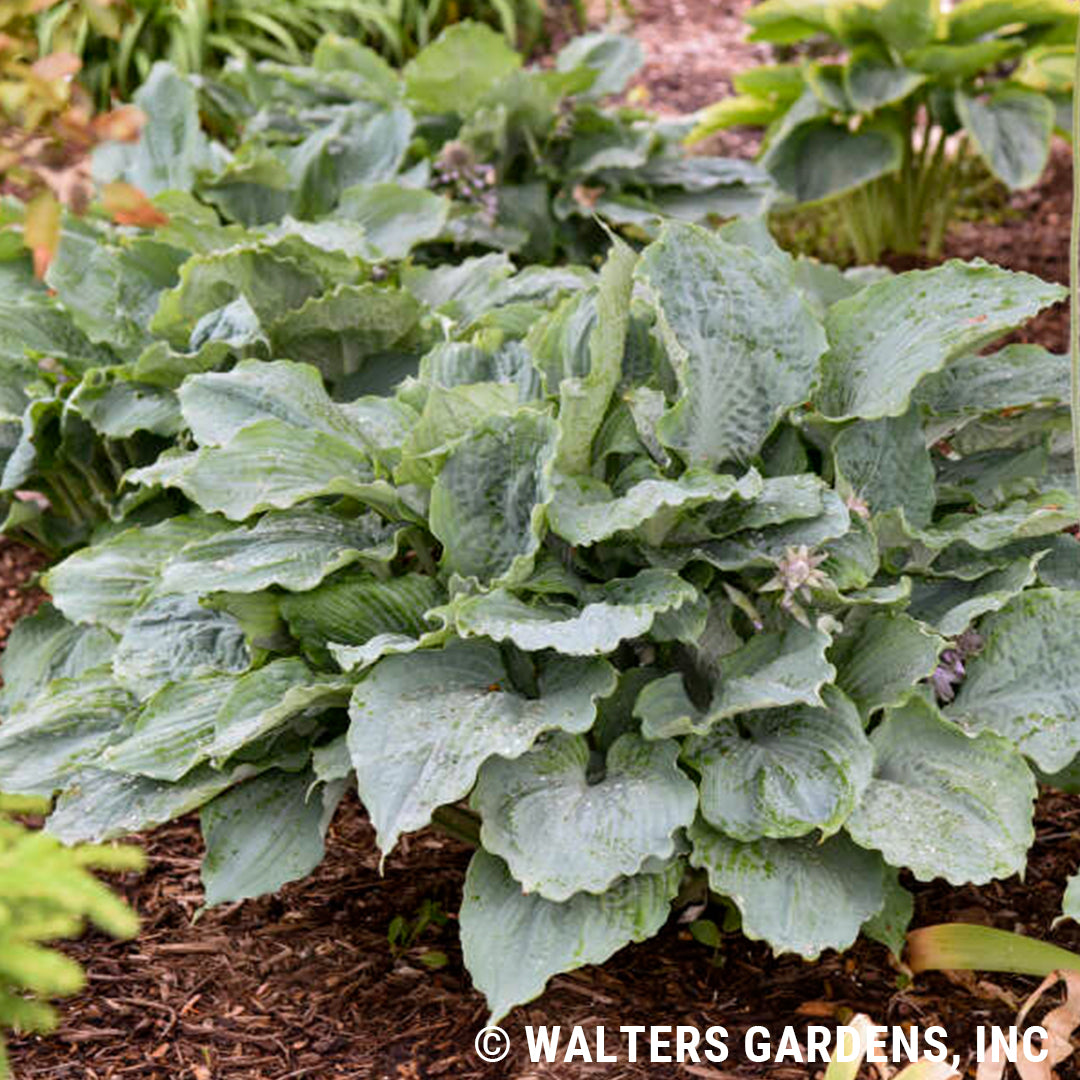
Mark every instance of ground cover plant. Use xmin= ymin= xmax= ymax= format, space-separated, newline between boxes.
xmin=1 ymin=199 xmax=1080 ymax=1019
xmin=689 ymin=0 xmax=1076 ymax=261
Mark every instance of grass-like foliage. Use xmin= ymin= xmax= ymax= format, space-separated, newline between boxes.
xmin=1 ymin=191 xmax=1078 ymax=1018
xmin=689 ymin=0 xmax=1076 ymax=261
xmin=0 ymin=795 xmax=142 ymax=1078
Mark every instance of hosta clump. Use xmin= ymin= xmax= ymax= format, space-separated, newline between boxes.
xmin=4 ymin=220 xmax=1080 ymax=1021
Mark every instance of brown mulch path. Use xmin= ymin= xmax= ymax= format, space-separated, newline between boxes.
xmin=0 ymin=538 xmax=47 ymax=644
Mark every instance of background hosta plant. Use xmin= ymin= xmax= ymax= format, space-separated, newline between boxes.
xmin=689 ymin=0 xmax=1076 ymax=261
xmin=0 ymin=794 xmax=143 ymax=1078
xmin=2 ymin=215 xmax=1079 ymax=1018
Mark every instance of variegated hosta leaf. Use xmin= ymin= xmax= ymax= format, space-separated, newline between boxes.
xmin=280 ymin=573 xmax=445 ymax=668
xmin=832 ymin=611 xmax=944 ymax=715
xmin=815 ymin=262 xmax=1065 ymax=420
xmin=460 ymin=849 xmax=682 ymax=1022
xmin=200 ymin=769 xmax=344 ymax=905
xmin=471 ymin=732 xmax=696 ymax=901
xmin=207 ymin=658 xmax=353 ymax=763
xmin=635 ymin=221 xmax=827 ymax=466
xmin=0 ymin=604 xmax=115 ymax=713
xmin=129 ymin=419 xmax=392 ymax=522
xmin=833 ymin=406 xmax=936 ymax=528
xmin=160 ymin=507 xmax=402 ymax=595
xmin=112 ymin=594 xmax=252 ymax=697
xmin=451 ymin=569 xmax=698 ymax=656
xmin=99 ymin=674 xmax=237 ymax=782
xmin=44 ymin=515 xmax=230 ymax=632
xmin=688 ymin=821 xmax=885 ymax=958
xmin=948 ymin=589 xmax=1080 ymax=772
xmin=636 ymin=623 xmax=835 ymax=737
xmin=683 ymin=686 xmax=872 ymax=841
xmin=347 ymin=641 xmax=616 ymax=853
xmin=547 ymin=469 xmax=763 ymax=547
xmin=46 ymin=765 xmax=252 ymax=844
xmin=0 ymin=670 xmax=134 ymax=796
xmin=846 ymin=694 xmax=1036 ymax=884
xmin=177 ymin=359 xmax=373 ymax=450
xmin=429 ymin=410 xmax=557 ymax=585
xmin=907 ymin=553 xmax=1043 ymax=636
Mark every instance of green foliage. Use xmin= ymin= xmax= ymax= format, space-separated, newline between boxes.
xmin=0 ymin=199 xmax=1076 ymax=1020
xmin=689 ymin=0 xmax=1075 ymax=260
xmin=0 ymin=794 xmax=142 ymax=1077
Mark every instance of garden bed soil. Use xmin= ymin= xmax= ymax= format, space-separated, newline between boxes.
xmin=7 ymin=2 xmax=1080 ymax=1076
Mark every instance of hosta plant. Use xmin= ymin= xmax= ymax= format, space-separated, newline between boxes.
xmin=689 ymin=0 xmax=1076 ymax=261
xmin=2 ymin=220 xmax=1079 ymax=1020
xmin=0 ymin=794 xmax=142 ymax=1077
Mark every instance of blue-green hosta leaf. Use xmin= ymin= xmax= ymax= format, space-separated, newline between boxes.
xmin=956 ymin=87 xmax=1054 ymax=190
xmin=266 ymin=284 xmax=424 ymax=388
xmin=472 ymin=732 xmax=696 ymax=901
xmin=833 ymin=612 xmax=944 ymax=715
xmin=429 ymin=410 xmax=557 ymax=586
xmin=99 ymin=674 xmax=237 ymax=782
xmin=635 ymin=222 xmax=827 ymax=466
xmin=335 ymin=183 xmax=449 ymax=259
xmin=451 ymin=570 xmax=698 ymax=656
xmin=916 ymin=344 xmax=1069 ymax=416
xmin=688 ymin=822 xmax=885 ymax=958
xmin=44 ymin=515 xmax=231 ymax=633
xmin=46 ymin=764 xmax=252 ymax=844
xmin=636 ymin=623 xmax=835 ymax=738
xmin=66 ymin=369 xmax=181 ymax=439
xmin=0 ymin=670 xmax=134 ymax=796
xmin=917 ymin=495 xmax=1077 ymax=552
xmin=0 ymin=604 xmax=115 ymax=713
xmin=460 ymin=849 xmax=682 ymax=1022
xmin=347 ymin=642 xmax=616 ymax=853
xmin=207 ymin=658 xmax=353 ymax=763
xmin=862 ymin=868 xmax=915 ymax=957
xmin=312 ymin=734 xmax=352 ymax=786
xmin=200 ymin=769 xmax=343 ymax=905
xmin=555 ymin=238 xmax=636 ymax=475
xmin=948 ymin=589 xmax=1080 ymax=772
xmin=548 ymin=469 xmax=763 ymax=547
xmin=404 ymin=22 xmax=521 ymax=115
xmin=112 ymin=594 xmax=252 ymax=697
xmin=846 ymin=694 xmax=1036 ymax=884
xmin=935 ymin=446 xmax=1050 ymax=509
xmin=178 ymin=359 xmax=371 ymax=449
xmin=1037 ymin=534 xmax=1080 ymax=590
xmin=683 ymin=686 xmax=872 ymax=842
xmin=417 ymin=340 xmax=543 ymax=399
xmin=833 ymin=406 xmax=936 ymax=529
xmin=907 ymin=553 xmax=1044 ymax=636
xmin=816 ymin=262 xmax=1065 ymax=420
xmin=129 ymin=420 xmax=390 ymax=522
xmin=401 ymin=254 xmax=514 ymax=324
xmin=555 ymin=33 xmax=643 ymax=98
xmin=280 ymin=573 xmax=445 ymax=668
xmin=160 ymin=507 xmax=401 ymax=595
xmin=92 ymin=62 xmax=217 ymax=195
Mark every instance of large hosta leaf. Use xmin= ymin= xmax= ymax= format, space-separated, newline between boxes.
xmin=957 ymin=88 xmax=1054 ymax=190
xmin=683 ymin=686 xmax=872 ymax=842
xmin=347 ymin=642 xmax=616 ymax=853
xmin=334 ymin=183 xmax=449 ymax=259
xmin=429 ymin=410 xmax=557 ymax=585
xmin=0 ymin=671 xmax=134 ymax=796
xmin=847 ymin=694 xmax=1035 ymax=883
xmin=200 ymin=769 xmax=342 ymax=905
xmin=460 ymin=850 xmax=682 ymax=1022
xmin=548 ymin=469 xmax=763 ymax=547
xmin=451 ymin=570 xmax=698 ymax=656
xmin=816 ymin=263 xmax=1065 ymax=420
xmin=636 ymin=623 xmax=835 ymax=737
xmin=688 ymin=822 xmax=885 ymax=958
xmin=948 ymin=589 xmax=1080 ymax=772
xmin=112 ymin=594 xmax=252 ymax=697
xmin=635 ymin=222 xmax=827 ymax=467
xmin=832 ymin=612 xmax=944 ymax=716
xmin=160 ymin=507 xmax=401 ymax=595
xmin=471 ymin=732 xmax=696 ymax=901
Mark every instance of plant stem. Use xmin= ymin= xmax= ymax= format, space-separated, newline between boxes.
xmin=431 ymin=805 xmax=481 ymax=847
xmin=1071 ymin=18 xmax=1080 ymax=526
